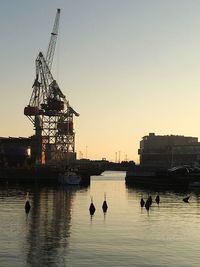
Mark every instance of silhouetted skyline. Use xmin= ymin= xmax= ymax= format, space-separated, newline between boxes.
xmin=1 ymin=0 xmax=200 ymax=162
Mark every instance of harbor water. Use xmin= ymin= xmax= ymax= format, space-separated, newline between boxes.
xmin=1 ymin=171 xmax=200 ymax=266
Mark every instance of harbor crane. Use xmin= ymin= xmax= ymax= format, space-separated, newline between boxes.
xmin=24 ymin=9 xmax=79 ymax=164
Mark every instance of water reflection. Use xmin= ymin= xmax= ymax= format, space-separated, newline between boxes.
xmin=126 ymin=181 xmax=200 ymax=218
xmin=0 ymin=183 xmax=89 ymax=266
xmin=125 ymin=181 xmax=191 ymax=194
xmin=126 ymin=181 xmax=200 ymax=200
xmin=2 ymin=173 xmax=200 ymax=267
xmin=28 ymin=185 xmax=91 ymax=266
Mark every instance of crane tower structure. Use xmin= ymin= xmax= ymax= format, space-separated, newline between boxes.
xmin=24 ymin=9 xmax=79 ymax=164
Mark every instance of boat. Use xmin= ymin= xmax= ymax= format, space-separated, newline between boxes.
xmin=58 ymin=170 xmax=81 ymax=185
xmin=125 ymin=165 xmax=200 ymax=188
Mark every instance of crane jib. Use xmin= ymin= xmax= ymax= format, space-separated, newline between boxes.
xmin=24 ymin=8 xmax=79 ymax=165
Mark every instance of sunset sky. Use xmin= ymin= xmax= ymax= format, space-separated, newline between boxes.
xmin=1 ymin=0 xmax=200 ymax=162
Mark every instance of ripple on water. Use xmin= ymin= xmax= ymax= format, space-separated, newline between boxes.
xmin=1 ymin=173 xmax=200 ymax=266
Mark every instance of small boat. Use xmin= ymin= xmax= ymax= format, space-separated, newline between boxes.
xmin=58 ymin=170 xmax=81 ymax=185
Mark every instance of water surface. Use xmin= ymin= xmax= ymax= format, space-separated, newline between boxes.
xmin=1 ymin=171 xmax=200 ymax=266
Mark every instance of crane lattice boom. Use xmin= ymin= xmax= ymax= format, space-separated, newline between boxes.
xmin=24 ymin=9 xmax=79 ymax=165
xmin=46 ymin=8 xmax=61 ymax=70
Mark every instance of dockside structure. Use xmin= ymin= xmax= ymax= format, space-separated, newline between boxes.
xmin=139 ymin=133 xmax=200 ymax=168
xmin=0 ymin=137 xmax=31 ymax=167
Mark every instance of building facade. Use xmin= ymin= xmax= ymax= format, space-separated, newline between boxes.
xmin=138 ymin=133 xmax=200 ymax=168
xmin=0 ymin=137 xmax=31 ymax=167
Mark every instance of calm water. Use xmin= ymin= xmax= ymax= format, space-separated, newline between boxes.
xmin=1 ymin=171 xmax=200 ymax=266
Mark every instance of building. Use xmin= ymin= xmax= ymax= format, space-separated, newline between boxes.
xmin=138 ymin=133 xmax=200 ymax=168
xmin=0 ymin=136 xmax=77 ymax=167
xmin=0 ymin=137 xmax=31 ymax=167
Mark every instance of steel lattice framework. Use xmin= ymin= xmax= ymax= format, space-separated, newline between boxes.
xmin=24 ymin=9 xmax=79 ymax=164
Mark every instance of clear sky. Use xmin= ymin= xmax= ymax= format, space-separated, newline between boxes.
xmin=1 ymin=0 xmax=200 ymax=162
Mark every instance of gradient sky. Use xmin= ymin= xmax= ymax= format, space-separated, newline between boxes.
xmin=1 ymin=0 xmax=200 ymax=162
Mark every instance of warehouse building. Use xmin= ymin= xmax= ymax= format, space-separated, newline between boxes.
xmin=138 ymin=133 xmax=200 ymax=168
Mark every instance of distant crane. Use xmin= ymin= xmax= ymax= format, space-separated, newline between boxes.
xmin=24 ymin=9 xmax=79 ymax=164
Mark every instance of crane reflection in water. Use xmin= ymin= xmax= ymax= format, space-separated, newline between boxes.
xmin=26 ymin=186 xmax=75 ymax=266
